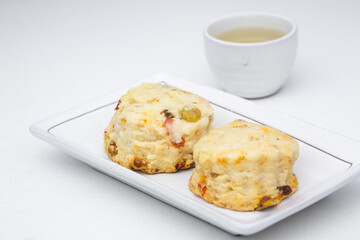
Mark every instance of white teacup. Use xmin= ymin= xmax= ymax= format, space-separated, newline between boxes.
xmin=204 ymin=13 xmax=297 ymax=98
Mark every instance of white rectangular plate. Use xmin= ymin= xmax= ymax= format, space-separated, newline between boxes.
xmin=30 ymin=73 xmax=360 ymax=235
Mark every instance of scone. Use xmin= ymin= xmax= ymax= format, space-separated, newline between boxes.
xmin=188 ymin=119 xmax=298 ymax=211
xmin=104 ymin=83 xmax=214 ymax=174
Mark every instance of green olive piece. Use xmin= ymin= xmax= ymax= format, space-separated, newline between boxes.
xmin=180 ymin=105 xmax=201 ymax=122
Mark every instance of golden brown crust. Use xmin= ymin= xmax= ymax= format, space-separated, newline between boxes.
xmin=189 ymin=172 xmax=298 ymax=211
xmin=188 ymin=119 xmax=299 ymax=211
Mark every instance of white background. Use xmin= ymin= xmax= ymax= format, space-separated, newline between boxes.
xmin=1 ymin=0 xmax=360 ymax=239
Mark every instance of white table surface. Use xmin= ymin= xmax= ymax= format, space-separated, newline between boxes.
xmin=1 ymin=0 xmax=360 ymax=239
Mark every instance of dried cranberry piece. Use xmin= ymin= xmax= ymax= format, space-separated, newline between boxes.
xmin=160 ymin=109 xmax=174 ymax=119
xmin=114 ymin=99 xmax=122 ymax=110
xmin=277 ymin=185 xmax=292 ymax=195
xmin=134 ymin=158 xmax=147 ymax=168
xmin=260 ymin=196 xmax=271 ymax=203
xmin=164 ymin=118 xmax=185 ymax=148
xmin=257 ymin=196 xmax=272 ymax=209
xmin=201 ymin=186 xmax=207 ymax=197
xmin=175 ymin=160 xmax=185 ymax=170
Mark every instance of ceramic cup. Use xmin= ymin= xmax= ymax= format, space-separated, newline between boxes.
xmin=204 ymin=13 xmax=297 ymax=98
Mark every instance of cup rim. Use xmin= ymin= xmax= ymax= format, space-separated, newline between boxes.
xmin=204 ymin=12 xmax=297 ymax=47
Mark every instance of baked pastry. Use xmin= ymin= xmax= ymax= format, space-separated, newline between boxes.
xmin=104 ymin=83 xmax=214 ymax=174
xmin=188 ymin=119 xmax=298 ymax=211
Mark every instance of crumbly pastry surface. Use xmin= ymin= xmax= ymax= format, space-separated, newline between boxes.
xmin=104 ymin=83 xmax=214 ymax=174
xmin=188 ymin=119 xmax=299 ymax=211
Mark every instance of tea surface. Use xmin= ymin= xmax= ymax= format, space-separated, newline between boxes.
xmin=216 ymin=27 xmax=285 ymax=43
